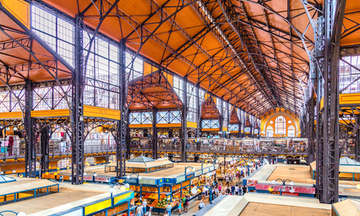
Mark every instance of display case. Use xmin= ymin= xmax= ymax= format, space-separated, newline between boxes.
xmin=273 ymin=139 xmax=287 ymax=152
xmin=259 ymin=138 xmax=274 ymax=152
xmin=241 ymin=139 xmax=256 ymax=152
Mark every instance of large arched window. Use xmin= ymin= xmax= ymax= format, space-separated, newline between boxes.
xmin=275 ymin=116 xmax=286 ymax=134
xmin=266 ymin=126 xmax=274 ymax=137
xmin=288 ymin=125 xmax=295 ymax=137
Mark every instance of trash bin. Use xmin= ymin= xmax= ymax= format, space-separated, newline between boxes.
xmin=198 ymin=194 xmax=202 ymax=200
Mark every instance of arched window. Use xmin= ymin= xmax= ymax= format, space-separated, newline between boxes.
xmin=288 ymin=125 xmax=295 ymax=137
xmin=275 ymin=116 xmax=286 ymax=134
xmin=266 ymin=126 xmax=274 ymax=137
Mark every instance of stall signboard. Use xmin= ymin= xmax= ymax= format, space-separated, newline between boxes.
xmin=186 ymin=174 xmax=194 ymax=179
xmin=139 ymin=178 xmax=156 ymax=185
xmin=84 ymin=198 xmax=112 ymax=215
xmin=255 ymin=183 xmax=316 ymax=195
xmin=162 ymin=178 xmax=175 ymax=184
xmin=95 ymin=176 xmax=109 ymax=182
xmin=209 ymin=166 xmax=215 ymax=171
xmin=195 ymin=171 xmax=202 ymax=177
xmin=247 ymin=180 xmax=258 ymax=187
xmin=114 ymin=191 xmax=134 ymax=206
xmin=126 ymin=178 xmax=138 ymax=184
xmin=203 ymin=168 xmax=210 ymax=173
xmin=83 ymin=176 xmax=93 ymax=181
xmin=176 ymin=176 xmax=185 ymax=183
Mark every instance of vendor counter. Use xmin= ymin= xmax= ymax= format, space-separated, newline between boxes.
xmin=0 ymin=183 xmax=134 ymax=216
xmin=194 ymin=193 xmax=331 ymax=216
xmin=123 ymin=162 xmax=218 ymax=213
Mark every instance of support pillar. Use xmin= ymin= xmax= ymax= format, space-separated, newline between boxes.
xmin=308 ymin=96 xmax=315 ymax=163
xmin=356 ymin=117 xmax=360 ymax=162
xmin=195 ymin=83 xmax=200 ymax=138
xmin=315 ymin=0 xmax=345 ymax=203
xmin=117 ymin=39 xmax=127 ymax=177
xmin=152 ymin=108 xmax=158 ymax=159
xmin=181 ymin=77 xmax=188 ymax=162
xmin=71 ymin=16 xmax=85 ymax=184
xmin=24 ymin=79 xmax=36 ymax=178
xmin=41 ymin=126 xmax=50 ymax=174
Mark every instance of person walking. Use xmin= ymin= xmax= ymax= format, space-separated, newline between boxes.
xmin=235 ymin=184 xmax=239 ymax=195
xmin=166 ymin=202 xmax=172 ymax=216
xmin=164 ymin=210 xmax=169 ymax=216
xmin=184 ymin=196 xmax=190 ymax=213
xmin=231 ymin=185 xmax=235 ymax=195
xmin=198 ymin=200 xmax=205 ymax=210
xmin=177 ymin=200 xmax=182 ymax=215
xmin=242 ymin=185 xmax=247 ymax=195
xmin=225 ymin=175 xmax=230 ymax=186
xmin=136 ymin=205 xmax=142 ymax=216
xmin=142 ymin=199 xmax=147 ymax=215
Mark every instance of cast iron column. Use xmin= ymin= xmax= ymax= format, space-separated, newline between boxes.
xmin=71 ymin=15 xmax=85 ymax=184
xmin=308 ymin=96 xmax=315 ymax=163
xmin=356 ymin=117 xmax=360 ymax=162
xmin=181 ymin=77 xmax=188 ymax=162
xmin=24 ymin=79 xmax=35 ymax=178
xmin=41 ymin=125 xmax=50 ymax=174
xmin=152 ymin=108 xmax=158 ymax=159
xmin=117 ymin=39 xmax=127 ymax=177
xmin=195 ymin=83 xmax=200 ymax=138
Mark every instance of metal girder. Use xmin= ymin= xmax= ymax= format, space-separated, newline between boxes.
xmin=307 ymin=95 xmax=315 ymax=163
xmin=117 ymin=40 xmax=127 ymax=177
xmin=24 ymin=79 xmax=36 ymax=178
xmin=41 ymin=125 xmax=50 ymax=174
xmin=193 ymin=0 xmax=276 ymax=111
xmin=356 ymin=117 xmax=360 ymax=162
xmin=0 ymin=37 xmax=31 ymax=51
xmin=315 ymin=0 xmax=346 ymax=204
xmin=181 ymin=77 xmax=187 ymax=162
xmin=152 ymin=108 xmax=158 ymax=159
xmin=71 ymin=16 xmax=85 ymax=185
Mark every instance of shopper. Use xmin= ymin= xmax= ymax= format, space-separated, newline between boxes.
xmin=182 ymin=196 xmax=186 ymax=209
xmin=199 ymin=200 xmax=205 ymax=210
xmin=242 ymin=185 xmax=247 ymax=195
xmin=184 ymin=196 xmax=190 ymax=213
xmin=142 ymin=199 xmax=147 ymax=215
xmin=226 ymin=186 xmax=231 ymax=195
xmin=164 ymin=210 xmax=169 ymax=216
xmin=235 ymin=185 xmax=239 ymax=195
xmin=177 ymin=200 xmax=182 ymax=215
xmin=225 ymin=175 xmax=230 ymax=186
xmin=136 ymin=205 xmax=142 ymax=216
xmin=166 ymin=202 xmax=172 ymax=216
xmin=231 ymin=185 xmax=235 ymax=195
xmin=146 ymin=206 xmax=153 ymax=216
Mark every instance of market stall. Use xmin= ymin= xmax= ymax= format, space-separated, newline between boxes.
xmin=241 ymin=138 xmax=257 ymax=152
xmin=122 ymin=162 xmax=218 ymax=214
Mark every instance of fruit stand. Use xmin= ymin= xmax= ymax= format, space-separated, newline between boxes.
xmin=123 ymin=162 xmax=218 ymax=214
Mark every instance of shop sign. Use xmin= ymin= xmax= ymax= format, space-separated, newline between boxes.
xmin=255 ymin=183 xmax=315 ymax=195
xmin=139 ymin=178 xmax=156 ymax=185
xmin=209 ymin=166 xmax=214 ymax=171
xmin=83 ymin=176 xmax=93 ymax=181
xmin=84 ymin=198 xmax=112 ymax=215
xmin=176 ymin=176 xmax=185 ymax=183
xmin=186 ymin=174 xmax=194 ymax=179
xmin=247 ymin=180 xmax=258 ymax=187
xmin=114 ymin=192 xmax=134 ymax=205
xmin=203 ymin=168 xmax=209 ymax=173
xmin=95 ymin=177 xmax=109 ymax=182
xmin=195 ymin=171 xmax=202 ymax=176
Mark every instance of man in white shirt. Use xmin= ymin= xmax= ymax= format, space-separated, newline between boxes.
xmin=142 ymin=199 xmax=147 ymax=215
xmin=235 ymin=185 xmax=239 ymax=195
